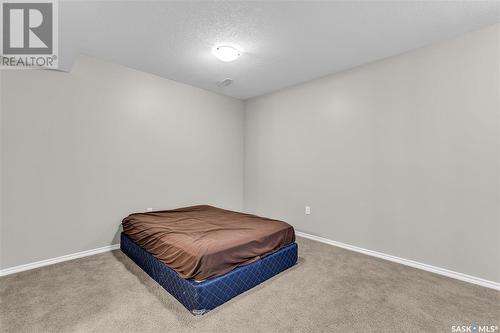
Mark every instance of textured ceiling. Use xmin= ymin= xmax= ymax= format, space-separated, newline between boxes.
xmin=59 ymin=1 xmax=499 ymax=99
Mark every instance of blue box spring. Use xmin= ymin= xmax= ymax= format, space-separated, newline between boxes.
xmin=120 ymin=233 xmax=298 ymax=315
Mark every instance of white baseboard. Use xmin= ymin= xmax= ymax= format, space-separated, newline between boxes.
xmin=2 ymin=233 xmax=499 ymax=291
xmin=295 ymin=231 xmax=500 ymax=291
xmin=0 ymin=244 xmax=120 ymax=277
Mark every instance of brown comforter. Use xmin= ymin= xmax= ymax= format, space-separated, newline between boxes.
xmin=122 ymin=205 xmax=295 ymax=281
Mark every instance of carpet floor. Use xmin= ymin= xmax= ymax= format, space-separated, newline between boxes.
xmin=1 ymin=237 xmax=498 ymax=332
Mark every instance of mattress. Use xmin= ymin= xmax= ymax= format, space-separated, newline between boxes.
xmin=120 ymin=233 xmax=298 ymax=315
xmin=122 ymin=205 xmax=295 ymax=280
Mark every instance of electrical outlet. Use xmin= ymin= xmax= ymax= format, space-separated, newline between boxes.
xmin=305 ymin=206 xmax=311 ymax=215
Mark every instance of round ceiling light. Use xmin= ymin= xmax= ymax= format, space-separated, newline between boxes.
xmin=212 ymin=44 xmax=241 ymax=62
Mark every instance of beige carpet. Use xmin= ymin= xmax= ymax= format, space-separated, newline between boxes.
xmin=1 ymin=237 xmax=498 ymax=332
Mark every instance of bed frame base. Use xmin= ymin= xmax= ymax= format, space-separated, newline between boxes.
xmin=120 ymin=233 xmax=298 ymax=315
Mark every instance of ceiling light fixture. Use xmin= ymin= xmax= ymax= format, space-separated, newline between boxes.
xmin=212 ymin=44 xmax=241 ymax=62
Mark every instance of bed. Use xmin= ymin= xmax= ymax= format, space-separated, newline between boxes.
xmin=120 ymin=205 xmax=298 ymax=315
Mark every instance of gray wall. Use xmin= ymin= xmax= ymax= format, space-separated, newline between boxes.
xmin=0 ymin=70 xmax=3 ymax=269
xmin=1 ymin=55 xmax=244 ymax=269
xmin=2 ymin=26 xmax=499 ymax=284
xmin=244 ymin=25 xmax=500 ymax=282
